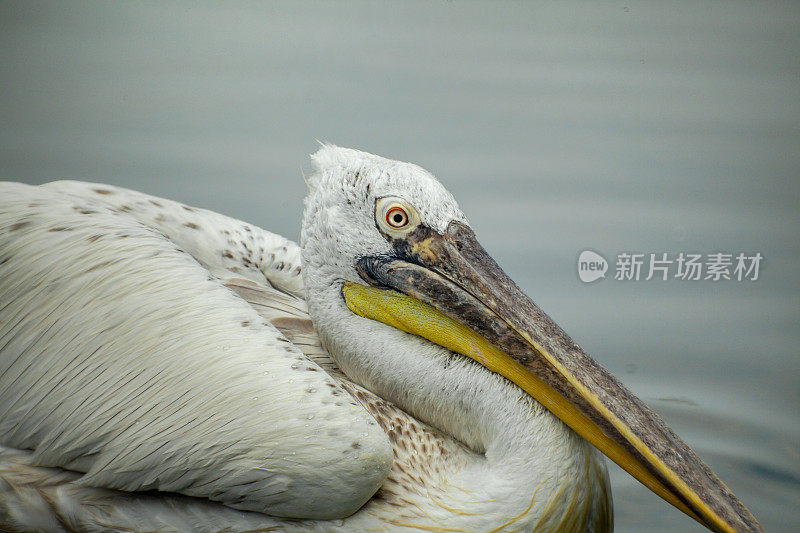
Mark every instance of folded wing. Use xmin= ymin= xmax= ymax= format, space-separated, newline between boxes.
xmin=0 ymin=182 xmax=392 ymax=521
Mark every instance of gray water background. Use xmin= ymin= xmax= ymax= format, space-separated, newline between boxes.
xmin=1 ymin=2 xmax=798 ymax=531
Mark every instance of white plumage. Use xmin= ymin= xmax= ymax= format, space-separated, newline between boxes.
xmin=0 ymin=147 xmax=612 ymax=532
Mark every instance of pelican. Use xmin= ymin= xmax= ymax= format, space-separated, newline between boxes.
xmin=0 ymin=146 xmax=761 ymax=532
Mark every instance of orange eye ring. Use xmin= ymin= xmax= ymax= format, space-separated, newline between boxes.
xmin=375 ymin=197 xmax=419 ymax=236
xmin=385 ymin=206 xmax=409 ymax=228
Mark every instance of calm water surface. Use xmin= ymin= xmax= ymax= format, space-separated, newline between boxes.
xmin=1 ymin=2 xmax=798 ymax=531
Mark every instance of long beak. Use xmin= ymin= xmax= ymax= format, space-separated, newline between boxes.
xmin=344 ymin=220 xmax=762 ymax=533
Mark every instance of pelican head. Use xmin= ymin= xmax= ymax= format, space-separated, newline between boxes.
xmin=300 ymin=145 xmax=761 ymax=532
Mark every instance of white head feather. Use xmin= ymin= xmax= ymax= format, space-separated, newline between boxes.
xmin=301 ymin=145 xmax=468 ymax=290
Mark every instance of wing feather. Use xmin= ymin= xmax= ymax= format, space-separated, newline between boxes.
xmin=43 ymin=180 xmax=306 ymax=299
xmin=0 ymin=182 xmax=392 ymax=521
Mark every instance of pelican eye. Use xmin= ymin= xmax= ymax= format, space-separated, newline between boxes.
xmin=386 ymin=207 xmax=408 ymax=228
xmin=376 ymin=197 xmax=419 ymax=237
